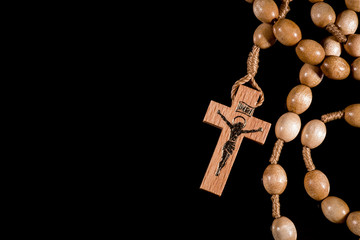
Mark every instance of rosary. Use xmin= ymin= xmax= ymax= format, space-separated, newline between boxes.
xmin=200 ymin=0 xmax=359 ymax=239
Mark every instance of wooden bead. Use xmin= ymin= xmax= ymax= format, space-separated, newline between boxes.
xmin=336 ymin=10 xmax=359 ymax=35
xmin=263 ymin=164 xmax=287 ymax=195
xmin=275 ymin=112 xmax=301 ymax=142
xmin=352 ymin=58 xmax=360 ymax=80
xmin=273 ymin=19 xmax=302 ymax=46
xmin=271 ymin=216 xmax=297 ymax=240
xmin=321 ymin=196 xmax=350 ymax=224
xmin=311 ymin=2 xmax=336 ymax=28
xmin=296 ymin=39 xmax=325 ymax=65
xmin=345 ymin=0 xmax=360 ymax=12
xmin=253 ymin=23 xmax=276 ymax=49
xmin=286 ymin=84 xmax=312 ymax=114
xmin=299 ymin=63 xmax=324 ymax=87
xmin=245 ymin=0 xmax=254 ymax=3
xmin=321 ymin=36 xmax=342 ymax=57
xmin=304 ymin=170 xmax=330 ymax=201
xmin=309 ymin=0 xmax=324 ymax=2
xmin=347 ymin=211 xmax=360 ymax=236
xmin=301 ymin=119 xmax=327 ymax=149
xmin=344 ymin=34 xmax=360 ymax=57
xmin=253 ymin=0 xmax=279 ymax=23
xmin=344 ymin=104 xmax=360 ymax=128
xmin=321 ymin=56 xmax=351 ymax=80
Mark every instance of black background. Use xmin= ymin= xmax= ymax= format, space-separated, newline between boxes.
xmin=161 ymin=0 xmax=360 ymax=239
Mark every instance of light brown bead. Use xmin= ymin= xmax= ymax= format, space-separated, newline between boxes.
xmin=336 ymin=10 xmax=359 ymax=35
xmin=273 ymin=19 xmax=302 ymax=46
xmin=296 ymin=39 xmax=325 ymax=65
xmin=345 ymin=0 xmax=360 ymax=12
xmin=347 ymin=211 xmax=360 ymax=236
xmin=309 ymin=0 xmax=324 ymax=2
xmin=321 ymin=56 xmax=351 ymax=80
xmin=352 ymin=58 xmax=360 ymax=80
xmin=299 ymin=63 xmax=324 ymax=87
xmin=321 ymin=196 xmax=350 ymax=224
xmin=263 ymin=164 xmax=287 ymax=195
xmin=245 ymin=0 xmax=254 ymax=3
xmin=271 ymin=216 xmax=297 ymax=240
xmin=286 ymin=84 xmax=312 ymax=114
xmin=344 ymin=104 xmax=360 ymax=128
xmin=275 ymin=112 xmax=301 ymax=142
xmin=304 ymin=170 xmax=330 ymax=201
xmin=344 ymin=34 xmax=360 ymax=57
xmin=253 ymin=23 xmax=276 ymax=49
xmin=311 ymin=2 xmax=336 ymax=28
xmin=301 ymin=119 xmax=327 ymax=149
xmin=322 ymin=36 xmax=342 ymax=57
xmin=253 ymin=0 xmax=279 ymax=23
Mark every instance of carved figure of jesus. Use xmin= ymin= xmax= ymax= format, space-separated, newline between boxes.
xmin=216 ymin=110 xmax=263 ymax=176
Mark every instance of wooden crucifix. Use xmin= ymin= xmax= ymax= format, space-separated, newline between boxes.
xmin=200 ymin=85 xmax=271 ymax=196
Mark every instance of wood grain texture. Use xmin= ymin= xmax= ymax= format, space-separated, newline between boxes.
xmin=200 ymin=85 xmax=271 ymax=196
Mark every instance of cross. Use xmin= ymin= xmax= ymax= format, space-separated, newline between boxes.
xmin=200 ymin=85 xmax=271 ymax=196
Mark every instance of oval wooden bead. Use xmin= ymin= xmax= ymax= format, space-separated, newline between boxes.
xmin=253 ymin=0 xmax=279 ymax=23
xmin=322 ymin=36 xmax=342 ymax=57
xmin=275 ymin=112 xmax=301 ymax=142
xmin=345 ymin=0 xmax=360 ymax=12
xmin=344 ymin=34 xmax=360 ymax=57
xmin=263 ymin=164 xmax=287 ymax=195
xmin=336 ymin=10 xmax=359 ymax=35
xmin=253 ymin=23 xmax=276 ymax=49
xmin=352 ymin=58 xmax=360 ymax=80
xmin=347 ymin=211 xmax=360 ymax=236
xmin=304 ymin=170 xmax=330 ymax=201
xmin=273 ymin=19 xmax=302 ymax=46
xmin=321 ymin=196 xmax=350 ymax=224
xmin=299 ymin=63 xmax=324 ymax=87
xmin=296 ymin=39 xmax=325 ymax=65
xmin=301 ymin=119 xmax=327 ymax=149
xmin=321 ymin=56 xmax=351 ymax=80
xmin=344 ymin=104 xmax=360 ymax=128
xmin=311 ymin=2 xmax=336 ymax=28
xmin=287 ymin=84 xmax=312 ymax=114
xmin=271 ymin=216 xmax=297 ymax=240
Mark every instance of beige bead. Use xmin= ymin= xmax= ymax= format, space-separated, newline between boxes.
xmin=344 ymin=34 xmax=360 ymax=57
xmin=345 ymin=0 xmax=360 ymax=12
xmin=287 ymin=84 xmax=312 ymax=114
xmin=311 ymin=2 xmax=336 ymax=28
xmin=273 ymin=19 xmax=302 ymax=46
xmin=321 ymin=196 xmax=350 ymax=224
xmin=322 ymin=36 xmax=342 ymax=57
xmin=301 ymin=119 xmax=327 ymax=149
xmin=253 ymin=23 xmax=276 ymax=49
xmin=352 ymin=58 xmax=360 ymax=80
xmin=299 ymin=63 xmax=324 ymax=87
xmin=304 ymin=170 xmax=330 ymax=201
xmin=296 ymin=39 xmax=325 ymax=65
xmin=275 ymin=112 xmax=301 ymax=142
xmin=344 ymin=104 xmax=360 ymax=128
xmin=263 ymin=164 xmax=287 ymax=195
xmin=347 ymin=211 xmax=360 ymax=236
xmin=321 ymin=56 xmax=351 ymax=80
xmin=253 ymin=0 xmax=279 ymax=23
xmin=336 ymin=10 xmax=359 ymax=35
xmin=271 ymin=216 xmax=297 ymax=240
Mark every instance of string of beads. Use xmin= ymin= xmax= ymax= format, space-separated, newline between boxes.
xmin=301 ymin=104 xmax=360 ymax=237
xmin=239 ymin=0 xmax=360 ymax=239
